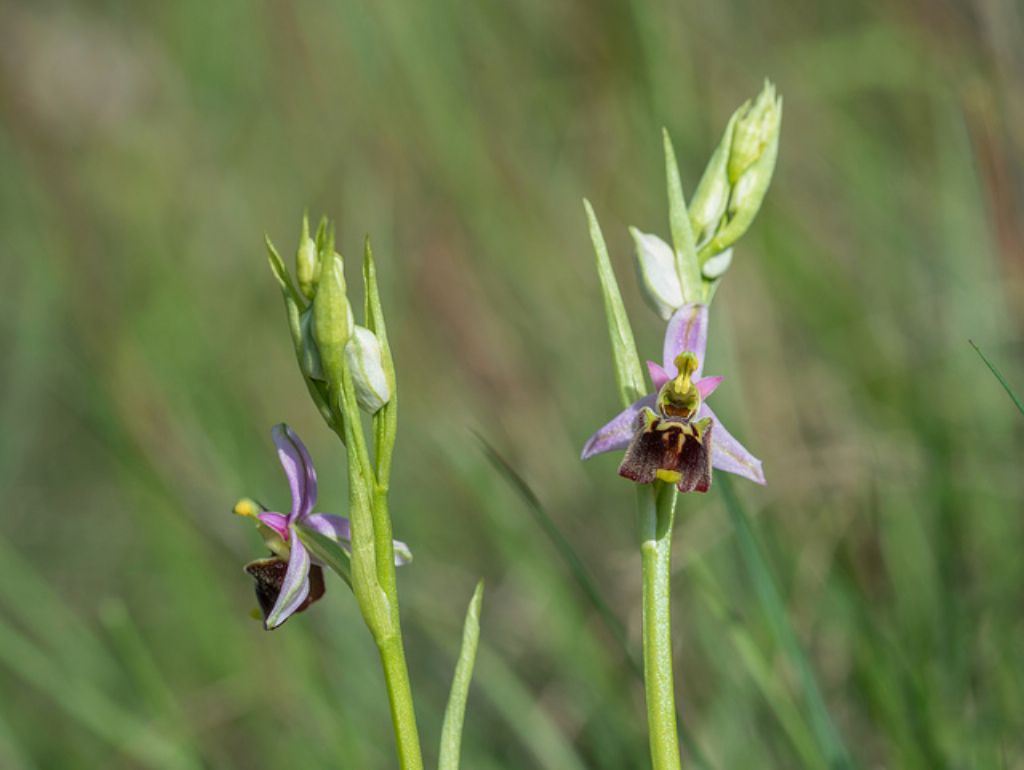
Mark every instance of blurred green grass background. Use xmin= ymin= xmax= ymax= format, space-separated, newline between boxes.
xmin=2 ymin=0 xmax=1023 ymax=767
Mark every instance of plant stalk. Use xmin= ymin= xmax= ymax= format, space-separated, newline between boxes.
xmin=372 ymin=493 xmax=422 ymax=769
xmin=377 ymin=633 xmax=425 ymax=770
xmin=638 ymin=482 xmax=682 ymax=770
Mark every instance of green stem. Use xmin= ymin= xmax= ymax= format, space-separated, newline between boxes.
xmin=336 ymin=368 xmax=423 ymax=769
xmin=377 ymin=633 xmax=425 ymax=770
xmin=638 ymin=482 xmax=682 ymax=770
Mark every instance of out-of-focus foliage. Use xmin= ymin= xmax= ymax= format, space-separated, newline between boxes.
xmin=1 ymin=0 xmax=1022 ymax=768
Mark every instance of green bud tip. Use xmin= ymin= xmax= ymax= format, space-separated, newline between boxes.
xmin=727 ymin=80 xmax=781 ymax=184
xmin=296 ymin=214 xmax=320 ymax=301
xmin=311 ymin=252 xmax=352 ymax=385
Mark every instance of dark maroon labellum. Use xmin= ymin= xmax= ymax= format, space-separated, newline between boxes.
xmin=245 ymin=557 xmax=326 ymax=628
xmin=618 ymin=408 xmax=714 ymax=493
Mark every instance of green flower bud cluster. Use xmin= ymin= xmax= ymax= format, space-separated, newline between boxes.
xmin=689 ymin=80 xmax=782 ymax=269
xmin=631 ymin=81 xmax=782 ymax=312
xmin=265 ymin=216 xmax=393 ymax=433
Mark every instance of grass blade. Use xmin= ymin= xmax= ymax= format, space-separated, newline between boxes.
xmin=719 ymin=476 xmax=855 ymax=770
xmin=477 ymin=434 xmax=633 ymax=664
xmin=969 ymin=340 xmax=1024 ymax=417
xmin=0 ymin=617 xmax=200 ymax=770
xmin=477 ymin=435 xmax=713 ymax=770
xmin=438 ymin=580 xmax=484 ymax=770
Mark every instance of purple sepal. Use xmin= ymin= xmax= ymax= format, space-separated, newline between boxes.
xmin=264 ymin=533 xmax=311 ymax=629
xmin=303 ymin=513 xmax=352 ymax=543
xmin=581 ymin=394 xmax=657 ymax=460
xmin=663 ymin=304 xmax=708 ymax=377
xmin=699 ymin=403 xmax=765 ymax=484
xmin=272 ymin=423 xmax=317 ymax=521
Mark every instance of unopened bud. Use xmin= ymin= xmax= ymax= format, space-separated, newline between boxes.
xmin=703 ymin=83 xmax=782 ymax=256
xmin=345 ymin=326 xmax=391 ymax=413
xmin=701 ymin=248 xmax=733 ymax=280
xmin=688 ymin=109 xmax=740 ymax=248
xmin=312 ymin=253 xmax=351 ymax=386
xmin=296 ymin=215 xmax=320 ymax=300
xmin=300 ymin=300 xmax=354 ymax=383
xmin=299 ymin=307 xmax=324 ymax=381
xmin=630 ymin=228 xmax=683 ymax=320
xmin=727 ymin=81 xmax=781 ymax=185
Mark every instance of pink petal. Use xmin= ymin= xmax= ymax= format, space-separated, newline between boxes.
xmin=647 ymin=361 xmax=671 ymax=390
xmin=663 ymin=304 xmax=708 ymax=378
xmin=257 ymin=512 xmax=290 ymax=540
xmin=696 ymin=376 xmax=724 ymax=398
xmin=581 ymin=395 xmax=656 ymax=460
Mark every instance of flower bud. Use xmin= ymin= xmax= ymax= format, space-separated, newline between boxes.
xmin=345 ymin=325 xmax=391 ymax=413
xmin=296 ymin=215 xmax=320 ymax=301
xmin=709 ymin=129 xmax=779 ymax=254
xmin=727 ymin=81 xmax=781 ymax=185
xmin=630 ymin=228 xmax=683 ymax=320
xmin=300 ymin=300 xmax=354 ymax=383
xmin=688 ymin=109 xmax=740 ymax=248
xmin=702 ymin=83 xmax=782 ymax=257
xmin=312 ymin=253 xmax=351 ymax=386
xmin=701 ymin=247 xmax=733 ymax=280
xmin=299 ymin=307 xmax=324 ymax=381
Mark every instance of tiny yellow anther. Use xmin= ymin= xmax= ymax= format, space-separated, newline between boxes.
xmin=233 ymin=498 xmax=259 ymax=518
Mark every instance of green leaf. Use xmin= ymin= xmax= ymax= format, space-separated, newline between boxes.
xmin=661 ymin=130 xmax=703 ymax=304
xmin=477 ymin=434 xmax=633 ymax=663
xmin=364 ymin=237 xmax=398 ymax=483
xmin=970 ymin=340 xmax=1024 ymax=417
xmin=719 ymin=476 xmax=855 ymax=770
xmin=265 ymin=235 xmax=303 ymax=306
xmin=583 ymin=199 xmax=646 ymax=408
xmin=295 ymin=525 xmax=353 ymax=589
xmin=438 ymin=580 xmax=484 ymax=770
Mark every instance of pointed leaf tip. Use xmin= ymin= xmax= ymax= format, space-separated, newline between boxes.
xmin=583 ymin=200 xmax=646 ymax=407
xmin=662 ymin=130 xmax=703 ymax=304
xmin=438 ymin=580 xmax=485 ymax=770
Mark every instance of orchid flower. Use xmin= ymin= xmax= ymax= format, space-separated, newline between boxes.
xmin=237 ymin=423 xmax=411 ymax=630
xmin=581 ymin=303 xmax=765 ymax=491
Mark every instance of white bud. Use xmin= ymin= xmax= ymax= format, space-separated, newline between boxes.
xmin=701 ymin=248 xmax=733 ymax=280
xmin=630 ymin=228 xmax=683 ymax=320
xmin=345 ymin=326 xmax=390 ymax=413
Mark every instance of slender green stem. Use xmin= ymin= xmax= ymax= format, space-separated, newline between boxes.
xmin=337 ymin=364 xmax=423 ymax=769
xmin=638 ymin=482 xmax=682 ymax=770
xmin=372 ymin=493 xmax=422 ymax=770
xmin=378 ymin=634 xmax=425 ymax=770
